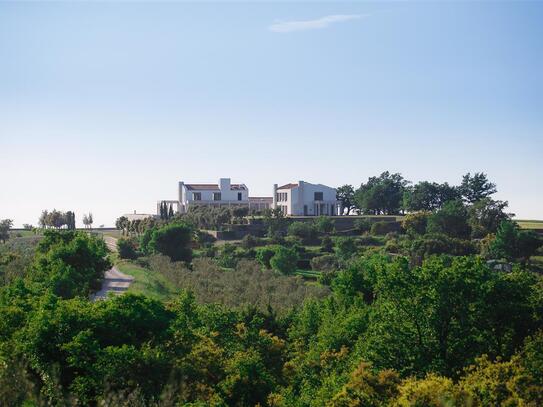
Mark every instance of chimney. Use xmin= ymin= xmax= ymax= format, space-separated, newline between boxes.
xmin=219 ymin=178 xmax=231 ymax=191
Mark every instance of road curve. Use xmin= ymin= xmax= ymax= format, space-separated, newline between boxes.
xmin=92 ymin=266 xmax=134 ymax=300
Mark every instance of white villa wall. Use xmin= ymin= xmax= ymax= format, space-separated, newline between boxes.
xmin=275 ymin=181 xmax=338 ymax=216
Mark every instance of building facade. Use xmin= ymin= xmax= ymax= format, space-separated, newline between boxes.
xmin=273 ymin=181 xmax=338 ymax=216
xmin=160 ymin=178 xmax=250 ymax=214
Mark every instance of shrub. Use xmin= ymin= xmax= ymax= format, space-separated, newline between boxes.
xmin=334 ymin=236 xmax=358 ymax=260
xmin=358 ymin=235 xmax=381 ymax=246
xmin=146 ymin=223 xmax=193 ymax=262
xmin=270 ymin=246 xmax=299 ymax=275
xmin=117 ymin=238 xmax=139 ymax=260
xmin=241 ymin=234 xmax=258 ymax=249
xmin=216 ymin=243 xmax=239 ymax=268
xmin=256 ymin=247 xmax=276 ymax=269
xmin=385 ymin=239 xmax=400 ymax=254
xmin=402 ymin=212 xmax=430 ymax=236
xmin=287 ymin=222 xmax=317 ymax=241
xmin=314 ymin=216 xmax=335 ymax=234
xmin=409 ymin=234 xmax=477 ymax=264
xmin=427 ymin=200 xmax=471 ymax=239
xmin=320 ymin=236 xmax=334 ymax=253
xmin=310 ymin=254 xmax=338 ymax=271
xmin=195 ymin=230 xmax=216 ymax=247
xmin=354 ymin=218 xmax=372 ymax=233
xmin=371 ymin=221 xmax=401 ymax=236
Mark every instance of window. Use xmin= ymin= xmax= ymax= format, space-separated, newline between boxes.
xmin=238 ymin=192 xmax=242 ymax=201
xmin=314 ymin=192 xmax=324 ymax=201
xmin=213 ymin=192 xmax=221 ymax=201
xmin=193 ymin=192 xmax=201 ymax=201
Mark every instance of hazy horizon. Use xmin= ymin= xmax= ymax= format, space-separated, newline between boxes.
xmin=2 ymin=2 xmax=542 ymax=227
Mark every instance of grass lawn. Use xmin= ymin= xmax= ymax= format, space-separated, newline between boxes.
xmin=516 ymin=220 xmax=543 ymax=230
xmin=116 ymin=260 xmax=178 ymax=301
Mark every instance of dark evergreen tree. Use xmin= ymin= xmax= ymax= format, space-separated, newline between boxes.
xmin=168 ymin=204 xmax=174 ymax=219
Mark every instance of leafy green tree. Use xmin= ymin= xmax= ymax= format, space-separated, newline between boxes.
xmin=0 ymin=219 xmax=13 ymax=243
xmin=117 ymin=238 xmax=139 ymax=260
xmin=256 ymin=247 xmax=276 ymax=268
xmin=354 ymin=172 xmax=409 ymax=215
xmin=460 ymin=172 xmax=497 ymax=203
xmin=336 ymin=185 xmax=356 ymax=215
xmin=403 ymin=181 xmax=459 ymax=212
xmin=489 ymin=220 xmax=542 ymax=264
xmin=146 ymin=223 xmax=192 ymax=262
xmin=427 ymin=200 xmax=471 ymax=239
xmin=270 ymin=246 xmax=299 ymax=275
xmin=30 ymin=230 xmax=110 ymax=298
xmin=468 ymin=198 xmax=511 ymax=238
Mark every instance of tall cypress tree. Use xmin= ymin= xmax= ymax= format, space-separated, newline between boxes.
xmin=160 ymin=202 xmax=165 ymax=220
xmin=169 ymin=204 xmax=174 ymax=219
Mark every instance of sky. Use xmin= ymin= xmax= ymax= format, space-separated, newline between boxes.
xmin=1 ymin=1 xmax=542 ymax=227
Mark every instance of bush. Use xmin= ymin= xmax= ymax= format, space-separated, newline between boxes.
xmin=146 ymin=223 xmax=193 ymax=262
xmin=358 ymin=235 xmax=382 ymax=246
xmin=270 ymin=246 xmax=299 ymax=275
xmin=287 ymin=222 xmax=317 ymax=241
xmin=195 ymin=231 xmax=216 ymax=247
xmin=354 ymin=218 xmax=372 ymax=233
xmin=314 ymin=216 xmax=334 ymax=234
xmin=256 ymin=247 xmax=276 ymax=269
xmin=310 ymin=254 xmax=338 ymax=271
xmin=384 ymin=239 xmax=400 ymax=254
xmin=410 ymin=234 xmax=477 ymax=264
xmin=117 ymin=238 xmax=139 ymax=260
xmin=334 ymin=237 xmax=358 ymax=261
xmin=216 ymin=243 xmax=238 ymax=268
xmin=320 ymin=236 xmax=334 ymax=253
xmin=370 ymin=221 xmax=401 ymax=236
xmin=402 ymin=212 xmax=430 ymax=236
xmin=241 ymin=234 xmax=258 ymax=249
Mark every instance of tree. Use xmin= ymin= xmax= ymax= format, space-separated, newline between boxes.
xmin=489 ymin=220 xmax=542 ymax=264
xmin=115 ymin=216 xmax=129 ymax=235
xmin=336 ymin=185 xmax=356 ymax=215
xmin=403 ymin=182 xmax=459 ymax=212
xmin=117 ymin=238 xmax=139 ymax=260
xmin=169 ymin=204 xmax=174 ymax=219
xmin=0 ymin=219 xmax=13 ymax=243
xmin=29 ymin=230 xmax=110 ymax=298
xmin=83 ymin=213 xmax=94 ymax=230
xmin=270 ymin=246 xmax=299 ymax=275
xmin=354 ymin=172 xmax=409 ymax=215
xmin=427 ymin=200 xmax=471 ymax=239
xmin=460 ymin=172 xmax=497 ymax=203
xmin=146 ymin=223 xmax=193 ymax=262
xmin=468 ymin=198 xmax=511 ymax=238
xmin=263 ymin=208 xmax=286 ymax=238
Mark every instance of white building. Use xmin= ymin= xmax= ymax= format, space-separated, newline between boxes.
xmin=273 ymin=181 xmax=338 ymax=216
xmin=170 ymin=178 xmax=250 ymax=214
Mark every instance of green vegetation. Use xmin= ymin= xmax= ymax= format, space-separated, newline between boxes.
xmin=117 ymin=260 xmax=177 ymax=301
xmin=0 ymin=171 xmax=542 ymax=405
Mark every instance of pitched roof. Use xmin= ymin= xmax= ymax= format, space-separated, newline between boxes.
xmin=277 ymin=183 xmax=298 ymax=190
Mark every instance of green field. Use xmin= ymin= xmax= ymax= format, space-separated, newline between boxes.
xmin=515 ymin=220 xmax=543 ymax=230
xmin=116 ymin=260 xmax=177 ymax=301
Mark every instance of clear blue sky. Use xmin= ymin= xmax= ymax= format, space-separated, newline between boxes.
xmin=1 ymin=1 xmax=542 ymax=227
